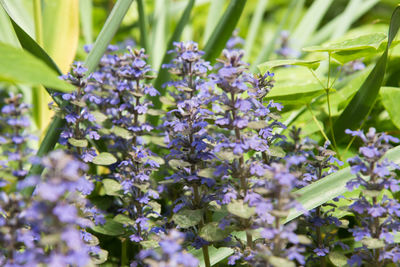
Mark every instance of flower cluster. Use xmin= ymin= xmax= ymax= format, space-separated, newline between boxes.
xmin=345 ymin=128 xmax=400 ymax=266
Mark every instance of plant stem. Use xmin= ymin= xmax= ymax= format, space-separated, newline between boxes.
xmin=121 ymin=238 xmax=128 ymax=266
xmin=307 ymin=104 xmax=330 ymax=143
xmin=33 ymin=0 xmax=43 ymax=46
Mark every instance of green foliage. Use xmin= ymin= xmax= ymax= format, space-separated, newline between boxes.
xmin=92 ymin=152 xmax=117 ymax=166
xmin=172 ymin=209 xmax=203 ymax=228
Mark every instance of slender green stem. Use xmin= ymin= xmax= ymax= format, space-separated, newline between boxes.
xmin=121 ymin=238 xmax=128 ymax=266
xmin=326 ymin=88 xmax=342 ymax=160
xmin=307 ymin=104 xmax=330 ymax=143
xmin=33 ymin=0 xmax=43 ymax=46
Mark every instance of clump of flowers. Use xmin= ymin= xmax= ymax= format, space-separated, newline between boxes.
xmin=0 ymin=150 xmax=100 ymax=266
xmin=345 ymin=128 xmax=400 ymax=266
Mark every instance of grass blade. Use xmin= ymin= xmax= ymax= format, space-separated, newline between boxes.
xmin=0 ymin=5 xmax=20 ymax=46
xmin=0 ymin=0 xmax=35 ymax=38
xmin=29 ymin=0 xmax=134 ymax=179
xmin=80 ymin=0 xmax=93 ymax=44
xmin=243 ymin=0 xmax=268 ymax=61
xmin=203 ymin=0 xmax=246 ymax=62
xmin=148 ymin=0 xmax=195 ymax=125
xmin=251 ymin=0 xmax=297 ymax=71
xmin=137 ymin=0 xmax=148 ymax=51
xmin=291 ymin=0 xmax=333 ymax=51
xmin=203 ymin=0 xmax=225 ymax=43
xmin=150 ymin=0 xmax=167 ymax=70
xmin=333 ymin=6 xmax=400 ymax=141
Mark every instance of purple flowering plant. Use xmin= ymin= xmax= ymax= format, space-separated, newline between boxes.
xmin=2 ymin=3 xmax=400 ymax=266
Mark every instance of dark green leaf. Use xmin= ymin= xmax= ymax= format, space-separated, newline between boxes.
xmin=93 ymin=152 xmax=117 ymax=166
xmin=333 ymin=6 xmax=400 ymax=141
xmin=172 ymin=209 xmax=203 ymax=228
xmin=92 ymin=218 xmax=125 ymax=236
xmin=203 ymin=0 xmax=246 ymax=62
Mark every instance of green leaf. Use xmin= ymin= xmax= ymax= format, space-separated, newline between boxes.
xmin=199 ymin=222 xmax=231 ymax=242
xmin=148 ymin=0 xmax=195 ymax=125
xmin=93 ymin=249 xmax=108 ymax=265
xmin=92 ymin=218 xmax=125 ymax=236
xmin=328 ymin=251 xmax=348 ymax=267
xmin=203 ymin=0 xmax=246 ymax=62
xmin=0 ymin=42 xmax=74 ymax=92
xmin=203 ymin=0 xmax=225 ymax=42
xmin=168 ymin=159 xmax=191 ymax=169
xmin=172 ymin=209 xmax=203 ymax=228
xmin=266 ymin=146 xmax=286 ymax=158
xmin=258 ymin=59 xmax=322 ymax=73
xmin=113 ymin=214 xmax=135 ymax=226
xmin=198 ymin=168 xmax=216 ymax=178
xmin=111 ymin=126 xmax=133 ymax=139
xmin=284 ymin=145 xmax=400 ymax=223
xmin=68 ymin=138 xmax=88 ymax=148
xmin=269 ymin=256 xmax=296 ymax=267
xmin=304 ymin=33 xmax=387 ymax=52
xmin=265 ymin=82 xmax=325 ymax=104
xmin=381 ymin=86 xmax=400 ymax=129
xmin=247 ymin=120 xmax=269 ymax=130
xmin=0 ymin=5 xmax=20 ymax=46
xmin=227 ymin=200 xmax=255 ymax=219
xmin=93 ymin=152 xmax=117 ymax=166
xmin=191 ymin=246 xmax=234 ymax=267
xmin=333 ymin=6 xmax=400 ymax=141
xmin=102 ymin=179 xmax=122 ymax=196
xmin=361 ymin=238 xmax=385 ymax=249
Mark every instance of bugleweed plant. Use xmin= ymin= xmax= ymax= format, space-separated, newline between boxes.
xmin=3 ymin=1 xmax=400 ymax=267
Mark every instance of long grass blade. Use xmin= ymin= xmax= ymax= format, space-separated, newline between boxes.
xmin=150 ymin=0 xmax=167 ymax=70
xmin=203 ymin=0 xmax=225 ymax=43
xmin=80 ymin=0 xmax=93 ymax=44
xmin=333 ymin=5 xmax=400 ymax=141
xmin=0 ymin=5 xmax=20 ymax=46
xmin=291 ymin=0 xmax=333 ymax=51
xmin=251 ymin=0 xmax=297 ymax=71
xmin=137 ymin=0 xmax=147 ymax=51
xmin=203 ymin=0 xmax=246 ymax=62
xmin=243 ymin=0 xmax=268 ymax=61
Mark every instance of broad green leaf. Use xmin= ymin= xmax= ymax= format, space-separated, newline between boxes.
xmin=68 ymin=138 xmax=88 ymax=148
xmin=92 ymin=218 xmax=125 ymax=236
xmin=113 ymin=214 xmax=135 ymax=226
xmin=333 ymin=6 xmax=400 ymax=141
xmin=266 ymin=146 xmax=286 ymax=158
xmin=258 ymin=59 xmax=322 ymax=73
xmin=227 ymin=199 xmax=255 ymax=219
xmin=172 ymin=209 xmax=203 ymax=228
xmin=102 ymin=179 xmax=122 ymax=196
xmin=199 ymin=222 xmax=231 ymax=242
xmin=265 ymin=82 xmax=325 ymax=104
xmin=203 ymin=0 xmax=246 ymax=62
xmin=0 ymin=42 xmax=74 ymax=92
xmin=247 ymin=121 xmax=269 ymax=130
xmin=191 ymin=246 xmax=234 ymax=267
xmin=197 ymin=168 xmax=216 ymax=178
xmin=111 ymin=126 xmax=133 ymax=139
xmin=381 ymin=86 xmax=400 ymax=129
xmin=169 ymin=159 xmax=192 ymax=170
xmin=304 ymin=33 xmax=387 ymax=52
xmin=93 ymin=152 xmax=117 ymax=166
xmin=284 ymin=145 xmax=400 ymax=223
xmin=92 ymin=249 xmax=108 ymax=264
xmin=361 ymin=238 xmax=385 ymax=249
xmin=148 ymin=0 xmax=195 ymax=124
xmin=29 ymin=0 xmax=134 ymax=178
xmin=0 ymin=5 xmax=19 ymax=46
xmin=328 ymin=251 xmax=348 ymax=267
xmin=0 ymin=0 xmax=34 ymax=38
xmin=43 ymin=0 xmax=79 ymax=73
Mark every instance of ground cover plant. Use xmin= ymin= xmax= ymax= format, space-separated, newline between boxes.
xmin=2 ymin=0 xmax=400 ymax=266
